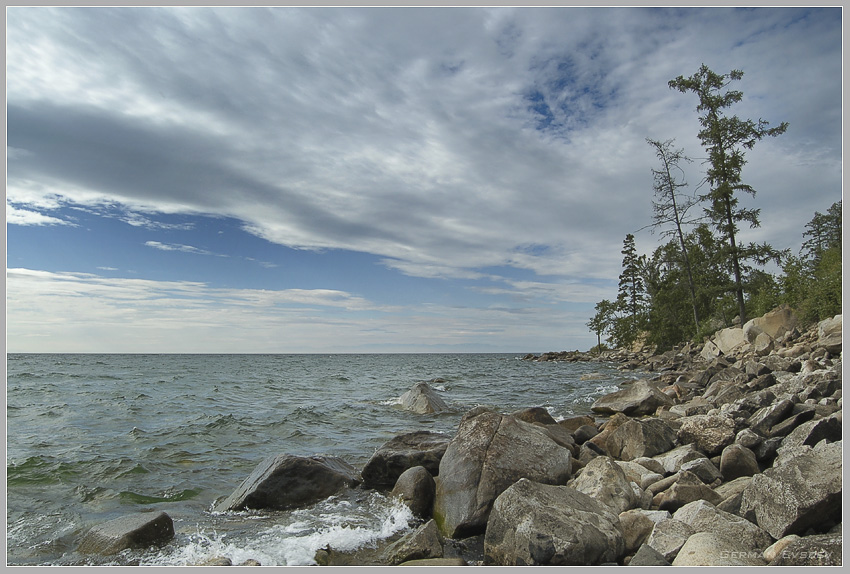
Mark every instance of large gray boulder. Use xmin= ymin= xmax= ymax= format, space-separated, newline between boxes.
xmin=655 ymin=471 xmax=723 ymax=512
xmin=646 ymin=519 xmax=695 ymax=562
xmin=607 ymin=418 xmax=677 ymax=461
xmin=672 ymin=532 xmax=766 ymax=566
xmin=214 ymin=454 xmax=361 ymax=512
xmin=672 ymin=500 xmax=772 ymax=551
xmin=739 ymin=440 xmax=842 ymax=539
xmin=618 ymin=509 xmax=671 ymax=554
xmin=399 ymin=382 xmax=450 ymax=414
xmin=590 ymin=380 xmax=673 ymax=416
xmin=677 ymin=414 xmax=737 ymax=456
xmin=816 ymin=314 xmax=842 ymax=354
xmin=78 ymin=511 xmax=174 ymax=555
xmin=743 ymin=305 xmax=798 ymax=343
xmin=433 ymin=408 xmax=572 ymax=538
xmin=572 ymin=456 xmax=642 ymax=514
xmin=767 ymin=532 xmax=843 ymax=566
xmin=361 ymin=430 xmax=450 ymax=488
xmin=713 ymin=327 xmax=748 ymax=355
xmin=719 ymin=444 xmax=760 ymax=481
xmin=652 ymin=444 xmax=706 ymax=475
xmin=484 ymin=478 xmax=625 ymax=565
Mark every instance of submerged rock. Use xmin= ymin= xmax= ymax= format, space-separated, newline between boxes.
xmin=77 ymin=511 xmax=174 ymax=555
xmin=399 ymin=382 xmax=450 ymax=414
xmin=214 ymin=454 xmax=361 ymax=512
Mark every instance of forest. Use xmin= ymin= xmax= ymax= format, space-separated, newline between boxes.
xmin=588 ymin=65 xmax=842 ymax=353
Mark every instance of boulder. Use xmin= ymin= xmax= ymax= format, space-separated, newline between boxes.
xmin=753 ymin=332 xmax=775 ymax=356
xmin=391 ymin=466 xmax=436 ymax=518
xmin=762 ymin=534 xmax=801 ymax=563
xmin=484 ymin=478 xmax=624 ymax=566
xmin=774 ymin=415 xmax=842 ymax=460
xmin=590 ymin=380 xmax=673 ymax=416
xmin=679 ymin=457 xmax=721 ymax=485
xmin=399 ymin=382 xmax=450 ymax=414
xmin=713 ymin=327 xmax=748 ymax=355
xmin=572 ymin=456 xmax=642 ymax=514
xmin=511 ymin=406 xmax=557 ymax=426
xmin=616 ymin=461 xmax=664 ymax=491
xmin=629 ymin=543 xmax=672 ymax=566
xmin=747 ymin=399 xmax=794 ymax=435
xmin=719 ymin=444 xmax=760 ymax=481
xmin=558 ymin=415 xmax=596 ymax=432
xmin=735 ymin=428 xmax=764 ymax=450
xmin=743 ymin=305 xmax=798 ymax=343
xmin=739 ymin=440 xmax=842 ymax=539
xmin=361 ymin=430 xmax=450 ymax=488
xmin=572 ymin=424 xmax=599 ymax=444
xmin=671 ymin=532 xmax=766 ymax=566
xmin=381 ymin=519 xmax=444 ymax=565
xmin=652 ymin=444 xmax=706 ymax=475
xmin=673 ymin=500 xmax=772 ymax=550
xmin=656 ymin=471 xmax=723 ymax=512
xmin=606 ymin=418 xmax=677 ymax=462
xmin=767 ymin=532 xmax=842 ymax=566
xmin=433 ymin=409 xmax=572 ymax=538
xmin=632 ymin=456 xmax=666 ymax=476
xmin=700 ymin=340 xmax=721 ymax=362
xmin=676 ymin=414 xmax=736 ymax=456
xmin=214 ymin=454 xmax=361 ymax=512
xmin=816 ymin=314 xmax=842 ymax=354
xmin=618 ymin=509 xmax=672 ymax=554
xmin=77 ymin=511 xmax=174 ymax=555
xmin=646 ymin=519 xmax=695 ymax=562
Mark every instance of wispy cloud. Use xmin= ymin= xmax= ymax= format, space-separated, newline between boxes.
xmin=144 ymin=241 xmax=227 ymax=257
xmin=6 ymin=204 xmax=74 ymax=226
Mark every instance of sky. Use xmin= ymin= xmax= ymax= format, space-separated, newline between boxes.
xmin=5 ymin=5 xmax=844 ymax=353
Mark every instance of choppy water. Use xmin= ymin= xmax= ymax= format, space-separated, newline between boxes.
xmin=6 ymin=353 xmax=631 ymax=566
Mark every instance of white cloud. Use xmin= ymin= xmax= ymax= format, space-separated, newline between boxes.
xmin=144 ymin=240 xmax=226 ymax=257
xmin=6 ymin=204 xmax=74 ymax=226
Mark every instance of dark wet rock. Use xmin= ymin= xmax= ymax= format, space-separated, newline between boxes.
xmin=572 ymin=424 xmax=599 ymax=444
xmin=511 ymin=406 xmax=557 ymax=426
xmin=381 ymin=519 xmax=444 ymax=565
xmin=361 ymin=430 xmax=450 ymax=489
xmin=484 ymin=478 xmax=624 ymax=566
xmin=214 ymin=454 xmax=360 ymax=512
xmin=77 ymin=511 xmax=174 ymax=555
xmin=390 ymin=466 xmax=436 ymax=518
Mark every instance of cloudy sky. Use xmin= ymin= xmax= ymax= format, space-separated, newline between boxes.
xmin=6 ymin=5 xmax=843 ymax=353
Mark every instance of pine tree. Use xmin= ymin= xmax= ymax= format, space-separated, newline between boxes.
xmin=669 ymin=65 xmax=787 ymax=324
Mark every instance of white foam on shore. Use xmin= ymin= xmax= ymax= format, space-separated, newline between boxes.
xmin=144 ymin=493 xmax=415 ymax=566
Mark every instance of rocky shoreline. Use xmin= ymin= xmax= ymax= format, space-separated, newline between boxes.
xmin=77 ymin=305 xmax=842 ymax=566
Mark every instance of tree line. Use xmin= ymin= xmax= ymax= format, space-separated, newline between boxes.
xmin=588 ymin=64 xmax=842 ymax=353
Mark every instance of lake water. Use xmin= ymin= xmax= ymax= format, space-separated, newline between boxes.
xmin=6 ymin=353 xmax=631 ymax=566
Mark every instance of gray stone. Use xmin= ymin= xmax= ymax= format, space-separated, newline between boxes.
xmin=616 ymin=461 xmax=664 ymax=491
xmin=775 ymin=415 xmax=842 ymax=459
xmin=399 ymin=382 xmax=450 ymax=414
xmin=433 ymin=409 xmax=572 ymax=538
xmin=382 ymin=519 xmax=444 ymax=565
xmin=747 ymin=399 xmax=794 ymax=434
xmin=768 ymin=407 xmax=817 ymax=438
xmin=572 ymin=456 xmax=642 ymax=514
xmin=652 ymin=444 xmax=706 ymax=475
xmin=762 ymin=534 xmax=801 ymax=563
xmin=607 ymin=418 xmax=677 ymax=461
xmin=735 ymin=428 xmax=764 ymax=449
xmin=743 ymin=305 xmax=798 ymax=343
xmin=632 ymin=456 xmax=666 ymax=476
xmin=361 ymin=430 xmax=450 ymax=488
xmin=558 ymin=415 xmax=596 ymax=432
xmin=484 ymin=478 xmax=624 ymax=566
xmin=390 ymin=466 xmax=436 ymax=518
xmin=77 ymin=511 xmax=174 ymax=555
xmin=629 ymin=543 xmax=672 ymax=566
xmin=679 ymin=457 xmax=721 ymax=485
xmin=646 ymin=518 xmax=695 ymax=561
xmin=590 ymin=379 xmax=673 ymax=416
xmin=656 ymin=471 xmax=723 ymax=512
xmin=673 ymin=499 xmax=772 ymax=550
xmin=511 ymin=406 xmax=558 ymax=426
xmin=719 ymin=443 xmax=760 ymax=481
xmin=714 ymin=327 xmax=748 ymax=355
xmin=572 ymin=424 xmax=599 ymax=444
xmin=767 ymin=532 xmax=842 ymax=566
xmin=672 ymin=532 xmax=766 ymax=565
xmin=214 ymin=454 xmax=360 ymax=512
xmin=677 ymin=414 xmax=736 ymax=456
xmin=712 ymin=476 xmax=752 ymax=501
xmin=739 ymin=440 xmax=842 ymax=539
xmin=619 ymin=508 xmax=671 ymax=554
xmin=816 ymin=314 xmax=842 ymax=354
